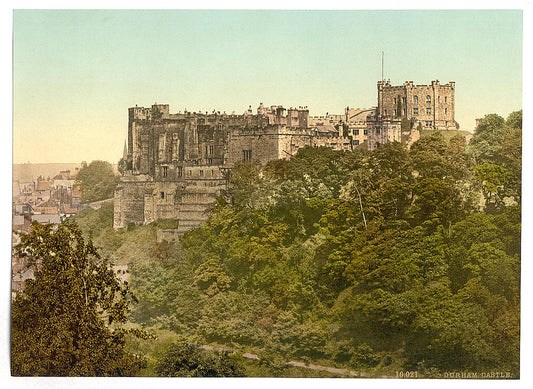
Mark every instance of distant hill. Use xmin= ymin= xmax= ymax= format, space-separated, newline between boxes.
xmin=13 ymin=163 xmax=118 ymax=183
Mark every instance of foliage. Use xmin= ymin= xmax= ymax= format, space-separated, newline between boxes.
xmin=75 ymin=160 xmax=119 ymax=203
xmin=155 ymin=342 xmax=245 ymax=377
xmin=118 ymin=158 xmax=132 ymax=175
xmin=11 ymin=220 xmax=146 ymax=376
xmin=66 ymin=111 xmax=521 ymax=377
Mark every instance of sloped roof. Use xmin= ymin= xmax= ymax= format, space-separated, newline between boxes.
xmin=32 ymin=214 xmax=61 ymax=224
xmin=36 ymin=180 xmax=52 ymax=191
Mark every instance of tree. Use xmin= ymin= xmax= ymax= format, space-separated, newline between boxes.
xmin=193 ymin=257 xmax=231 ymax=297
xmin=474 ymin=162 xmax=509 ymax=213
xmin=505 ymin=110 xmax=522 ymax=130
xmin=468 ymin=114 xmax=506 ymax=164
xmin=155 ymin=342 xmax=245 ymax=377
xmin=75 ymin=160 xmax=119 ymax=203
xmin=11 ymin=220 xmax=145 ymax=376
xmin=117 ymin=158 xmax=132 ymax=175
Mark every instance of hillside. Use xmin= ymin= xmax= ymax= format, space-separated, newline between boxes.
xmin=71 ymin=113 xmax=521 ymax=377
xmin=13 ymin=162 xmax=118 ymax=182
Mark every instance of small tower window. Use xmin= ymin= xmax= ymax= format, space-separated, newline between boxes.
xmin=413 ymin=96 xmax=418 ymax=104
xmin=426 ymin=95 xmax=431 ymax=104
xmin=426 ymin=107 xmax=432 ymax=115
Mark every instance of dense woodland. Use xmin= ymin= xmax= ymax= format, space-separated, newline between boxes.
xmin=12 ymin=111 xmax=521 ymax=377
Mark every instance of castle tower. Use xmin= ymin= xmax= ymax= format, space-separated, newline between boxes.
xmin=376 ymin=80 xmax=456 ymax=130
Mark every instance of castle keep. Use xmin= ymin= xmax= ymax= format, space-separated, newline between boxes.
xmin=114 ymin=80 xmax=456 ymax=232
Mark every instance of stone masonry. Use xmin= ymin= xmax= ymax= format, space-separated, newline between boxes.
xmin=113 ymin=103 xmax=351 ymax=233
xmin=114 ymin=80 xmax=457 ymax=232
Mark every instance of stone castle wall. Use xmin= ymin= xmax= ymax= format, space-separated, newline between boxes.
xmin=115 ymin=80 xmax=458 ymax=231
xmin=377 ymin=80 xmax=456 ymax=130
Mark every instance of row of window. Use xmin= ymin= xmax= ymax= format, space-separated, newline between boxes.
xmin=162 ymin=166 xmax=219 ymax=178
xmin=412 ymin=107 xmax=448 ymax=116
xmin=395 ymin=95 xmax=449 ymax=105
xmin=205 ymin=144 xmax=215 ymax=155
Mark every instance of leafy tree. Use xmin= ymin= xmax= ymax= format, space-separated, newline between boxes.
xmin=117 ymin=158 xmax=132 ymax=175
xmin=474 ymin=162 xmax=509 ymax=213
xmin=499 ymin=126 xmax=522 ymax=203
xmin=193 ymin=257 xmax=231 ymax=297
xmin=468 ymin=114 xmax=506 ymax=164
xmin=506 ymin=110 xmax=522 ymax=130
xmin=409 ymin=133 xmax=451 ymax=179
xmin=75 ymin=160 xmax=119 ymax=203
xmin=401 ymin=118 xmax=411 ymax=131
xmin=155 ymin=342 xmax=245 ymax=377
xmin=11 ymin=220 xmax=145 ymax=376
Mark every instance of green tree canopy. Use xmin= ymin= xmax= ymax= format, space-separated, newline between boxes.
xmin=75 ymin=160 xmax=119 ymax=203
xmin=11 ymin=220 xmax=145 ymax=376
xmin=155 ymin=342 xmax=245 ymax=377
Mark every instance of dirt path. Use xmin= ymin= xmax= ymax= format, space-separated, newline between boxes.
xmin=201 ymin=345 xmax=395 ymax=378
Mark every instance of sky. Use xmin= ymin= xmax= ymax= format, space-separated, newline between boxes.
xmin=12 ymin=8 xmax=523 ymax=164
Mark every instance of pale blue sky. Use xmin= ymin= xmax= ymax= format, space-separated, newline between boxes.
xmin=13 ymin=9 xmax=523 ymax=163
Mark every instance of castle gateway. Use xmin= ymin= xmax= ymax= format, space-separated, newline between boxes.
xmin=113 ymin=80 xmax=456 ymax=232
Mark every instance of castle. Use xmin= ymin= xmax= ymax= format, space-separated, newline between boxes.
xmin=113 ymin=80 xmax=457 ymax=232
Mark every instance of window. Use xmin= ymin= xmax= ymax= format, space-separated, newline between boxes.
xmin=160 ymin=192 xmax=165 ymax=199
xmin=364 ymin=129 xmax=369 ymax=135
xmin=426 ymin=107 xmax=431 ymax=115
xmin=178 ymin=166 xmax=183 ymax=178
xmin=384 ymin=110 xmax=388 ymax=116
xmin=445 ymin=108 xmax=448 ymax=115
xmin=403 ymin=108 xmax=406 ymax=116
xmin=353 ymin=139 xmax=360 ymax=146
xmin=162 ymin=166 xmax=168 ymax=178
xmin=199 ymin=170 xmax=204 ymax=177
xmin=426 ymin=95 xmax=431 ymax=104
xmin=413 ymin=95 xmax=418 ymax=104
xmin=444 ymin=96 xmax=448 ymax=103
xmin=243 ymin=150 xmax=252 ymax=162
xmin=376 ymin=129 xmax=381 ymax=135
xmin=438 ymin=96 xmax=440 ymax=103
xmin=353 ymin=129 xmax=360 ymax=136
xmin=413 ymin=108 xmax=419 ymax=115
xmin=209 ymin=144 xmax=214 ymax=154
xmin=402 ymin=97 xmax=406 ymax=105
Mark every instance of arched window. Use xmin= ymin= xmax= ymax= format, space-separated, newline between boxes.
xmin=426 ymin=95 xmax=431 ymax=104
xmin=413 ymin=95 xmax=418 ymax=104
